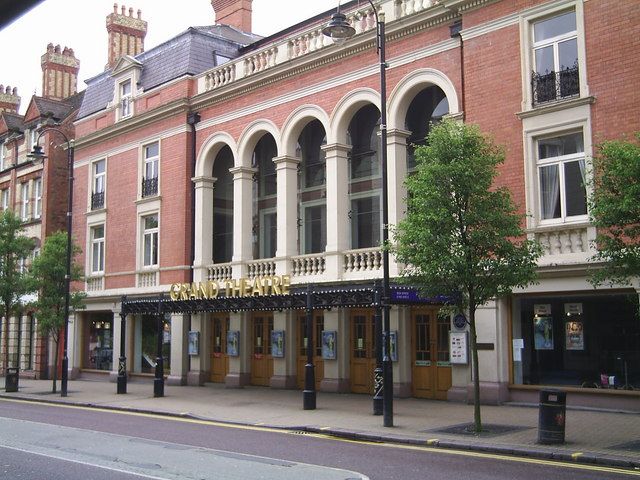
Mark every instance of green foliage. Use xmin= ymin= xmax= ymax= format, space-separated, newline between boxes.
xmin=394 ymin=119 xmax=542 ymax=312
xmin=0 ymin=209 xmax=35 ymax=321
xmin=393 ymin=119 xmax=542 ymax=432
xmin=588 ymin=133 xmax=640 ymax=287
xmin=29 ymin=231 xmax=86 ymax=341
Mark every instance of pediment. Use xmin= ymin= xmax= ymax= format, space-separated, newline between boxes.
xmin=111 ymin=55 xmax=143 ymax=77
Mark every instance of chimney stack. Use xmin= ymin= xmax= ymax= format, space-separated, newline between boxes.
xmin=106 ymin=3 xmax=147 ymax=70
xmin=41 ymin=44 xmax=80 ymax=100
xmin=211 ymin=0 xmax=252 ymax=32
xmin=0 ymin=85 xmax=20 ymax=113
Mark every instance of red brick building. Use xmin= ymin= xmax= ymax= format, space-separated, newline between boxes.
xmin=70 ymin=0 xmax=639 ymax=409
xmin=0 ymin=44 xmax=83 ymax=379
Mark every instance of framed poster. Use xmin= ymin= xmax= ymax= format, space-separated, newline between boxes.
xmin=271 ymin=330 xmax=285 ymax=358
xmin=227 ymin=330 xmax=240 ymax=357
xmin=450 ymin=332 xmax=468 ymax=364
xmin=383 ymin=331 xmax=398 ymax=362
xmin=321 ymin=330 xmax=337 ymax=360
xmin=565 ymin=321 xmax=584 ymax=350
xmin=188 ymin=331 xmax=199 ymax=356
xmin=534 ymin=316 xmax=554 ymax=350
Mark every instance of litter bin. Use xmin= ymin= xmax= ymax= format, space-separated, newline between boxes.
xmin=538 ymin=389 xmax=566 ymax=444
xmin=5 ymin=367 xmax=19 ymax=393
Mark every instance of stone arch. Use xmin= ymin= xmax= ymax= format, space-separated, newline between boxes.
xmin=237 ymin=119 xmax=281 ymax=168
xmin=196 ymin=131 xmax=238 ymax=178
xmin=281 ymin=105 xmax=330 ymax=157
xmin=328 ymin=88 xmax=380 ymax=145
xmin=387 ymin=68 xmax=460 ymax=131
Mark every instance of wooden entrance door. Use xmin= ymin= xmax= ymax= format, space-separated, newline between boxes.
xmin=210 ymin=315 xmax=229 ymax=383
xmin=250 ymin=313 xmax=274 ymax=386
xmin=350 ymin=310 xmax=376 ymax=394
xmin=296 ymin=313 xmax=324 ymax=390
xmin=412 ymin=308 xmax=452 ymax=399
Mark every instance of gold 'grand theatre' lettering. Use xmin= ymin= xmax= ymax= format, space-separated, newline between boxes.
xmin=169 ymin=275 xmax=290 ymax=301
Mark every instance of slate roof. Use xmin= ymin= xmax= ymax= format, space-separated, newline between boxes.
xmin=1 ymin=111 xmax=24 ymax=134
xmin=77 ymin=24 xmax=261 ymax=120
xmin=31 ymin=91 xmax=85 ymax=124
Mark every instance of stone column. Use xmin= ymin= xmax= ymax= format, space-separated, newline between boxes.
xmin=270 ymin=310 xmax=296 ymax=388
xmin=323 ymin=143 xmax=350 ymax=279
xmin=68 ymin=312 xmax=80 ymax=379
xmin=319 ymin=309 xmax=350 ymax=392
xmin=393 ymin=306 xmax=412 ymax=397
xmin=387 ymin=129 xmax=410 ymax=278
xmin=187 ymin=313 xmax=211 ymax=386
xmin=225 ymin=312 xmax=250 ymax=387
xmin=111 ymin=310 xmax=123 ymax=383
xmin=192 ymin=176 xmax=216 ymax=282
xmin=230 ymin=166 xmax=256 ymax=278
xmin=273 ymin=155 xmax=300 ymax=275
xmin=168 ymin=313 xmax=189 ymax=386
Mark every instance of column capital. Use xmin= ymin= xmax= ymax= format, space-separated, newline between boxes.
xmin=229 ymin=165 xmax=257 ymax=179
xmin=192 ymin=175 xmax=217 ymax=189
xmin=273 ymin=155 xmax=300 ymax=169
xmin=321 ymin=142 xmax=351 ymax=156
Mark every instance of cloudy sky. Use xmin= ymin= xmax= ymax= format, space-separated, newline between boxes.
xmin=0 ymin=0 xmax=339 ymax=114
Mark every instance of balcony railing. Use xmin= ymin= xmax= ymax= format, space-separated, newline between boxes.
xmin=531 ymin=63 xmax=579 ymax=106
xmin=142 ymin=176 xmax=158 ymax=198
xmin=91 ymin=191 xmax=104 ymax=210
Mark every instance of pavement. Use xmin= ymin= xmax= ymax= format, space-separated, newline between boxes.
xmin=1 ymin=377 xmax=639 ymax=470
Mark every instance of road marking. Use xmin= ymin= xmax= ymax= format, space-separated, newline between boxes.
xmin=2 ymin=397 xmax=638 ymax=477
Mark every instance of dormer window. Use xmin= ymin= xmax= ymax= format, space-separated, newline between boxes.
xmin=120 ymin=79 xmax=132 ymax=118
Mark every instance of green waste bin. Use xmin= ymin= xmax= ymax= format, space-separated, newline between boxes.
xmin=5 ymin=367 xmax=18 ymax=392
xmin=537 ymin=389 xmax=566 ymax=444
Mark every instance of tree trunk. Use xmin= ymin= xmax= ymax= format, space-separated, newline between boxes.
xmin=469 ymin=307 xmax=482 ymax=433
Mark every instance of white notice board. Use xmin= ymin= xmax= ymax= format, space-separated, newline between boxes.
xmin=450 ymin=332 xmax=468 ymax=365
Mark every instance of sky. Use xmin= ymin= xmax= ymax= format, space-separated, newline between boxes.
xmin=0 ymin=0 xmax=339 ymax=114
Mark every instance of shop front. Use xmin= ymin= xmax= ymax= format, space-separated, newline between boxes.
xmin=511 ymin=291 xmax=639 ymax=408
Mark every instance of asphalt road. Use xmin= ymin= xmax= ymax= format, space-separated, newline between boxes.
xmin=0 ymin=398 xmax=637 ymax=480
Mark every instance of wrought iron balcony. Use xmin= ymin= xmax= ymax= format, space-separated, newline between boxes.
xmin=91 ymin=191 xmax=104 ymax=210
xmin=532 ymin=63 xmax=579 ymax=106
xmin=142 ymin=176 xmax=158 ymax=198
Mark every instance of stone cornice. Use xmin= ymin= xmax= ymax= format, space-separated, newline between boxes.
xmin=74 ymin=98 xmax=191 ymax=151
xmin=516 ymin=96 xmax=596 ymax=120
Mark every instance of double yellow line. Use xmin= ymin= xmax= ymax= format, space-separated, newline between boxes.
xmin=2 ymin=397 xmax=638 ymax=477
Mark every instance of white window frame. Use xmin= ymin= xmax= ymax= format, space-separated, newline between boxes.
xmin=300 ymin=200 xmax=327 ymax=255
xmin=33 ymin=177 xmax=42 ymax=219
xmin=119 ymin=79 xmax=133 ymax=119
xmin=93 ymin=159 xmax=106 ymax=194
xmin=142 ymin=213 xmax=159 ymax=268
xmin=0 ymin=141 xmax=5 ymax=171
xmin=349 ymin=191 xmax=382 ymax=250
xmin=535 ymin=131 xmax=588 ymax=225
xmin=20 ymin=182 xmax=29 ymax=221
xmin=90 ymin=224 xmax=105 ymax=274
xmin=141 ymin=141 xmax=160 ymax=198
xmin=1 ymin=188 xmax=9 ymax=211
xmin=259 ymin=208 xmax=277 ymax=259
xmin=519 ymin=0 xmax=588 ymax=111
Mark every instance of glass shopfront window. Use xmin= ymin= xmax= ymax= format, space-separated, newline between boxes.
xmin=86 ymin=316 xmax=113 ymax=371
xmin=138 ymin=314 xmax=171 ymax=374
xmin=512 ymin=293 xmax=639 ymax=390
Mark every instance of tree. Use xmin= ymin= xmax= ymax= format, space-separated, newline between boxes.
xmin=588 ymin=133 xmax=640 ymax=290
xmin=29 ymin=231 xmax=85 ymax=393
xmin=393 ymin=119 xmax=542 ymax=432
xmin=0 ymin=210 xmax=35 ymax=373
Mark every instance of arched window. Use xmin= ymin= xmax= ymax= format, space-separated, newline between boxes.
xmin=296 ymin=120 xmax=327 ymax=254
xmin=212 ymin=146 xmax=234 ymax=264
xmin=405 ymin=86 xmax=449 ymax=171
xmin=348 ymin=104 xmax=381 ymax=249
xmin=252 ymin=134 xmax=277 ymax=259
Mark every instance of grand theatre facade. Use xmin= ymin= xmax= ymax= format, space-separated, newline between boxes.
xmin=69 ymin=0 xmax=640 ymax=410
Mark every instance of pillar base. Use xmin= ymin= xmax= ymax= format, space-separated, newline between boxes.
xmin=187 ymin=370 xmax=208 ymax=386
xmin=167 ymin=375 xmax=186 ymax=386
xmin=270 ymin=374 xmax=297 ymax=389
xmin=319 ymin=377 xmax=350 ymax=393
xmin=225 ymin=372 xmax=250 ymax=388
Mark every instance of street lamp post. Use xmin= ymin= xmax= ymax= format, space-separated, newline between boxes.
xmin=323 ymin=1 xmax=393 ymax=427
xmin=29 ymin=127 xmax=75 ymax=398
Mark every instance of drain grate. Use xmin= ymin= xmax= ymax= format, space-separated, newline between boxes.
xmin=426 ymin=423 xmax=532 ymax=438
xmin=609 ymin=440 xmax=640 ymax=452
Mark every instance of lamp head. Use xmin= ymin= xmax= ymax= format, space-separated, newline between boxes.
xmin=27 ymin=144 xmax=46 ymax=165
xmin=322 ymin=11 xmax=356 ymax=45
